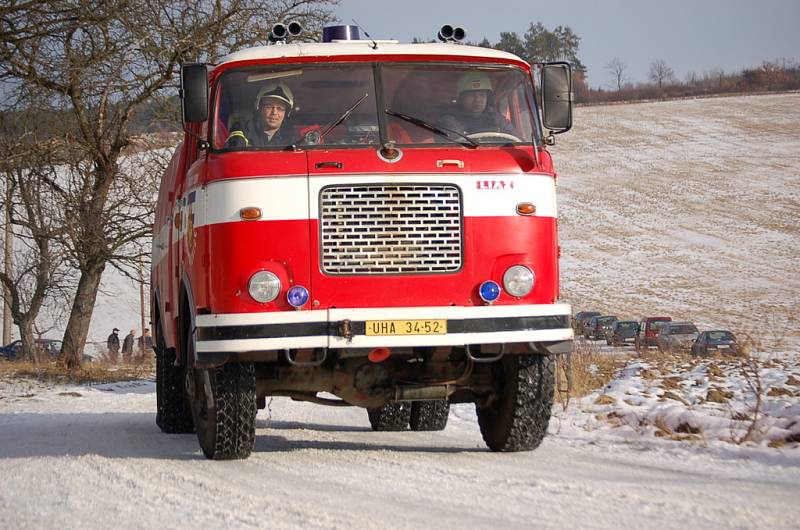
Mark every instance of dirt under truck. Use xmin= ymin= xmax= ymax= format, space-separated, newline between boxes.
xmin=151 ymin=22 xmax=575 ymax=459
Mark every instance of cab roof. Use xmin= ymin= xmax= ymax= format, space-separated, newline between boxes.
xmin=216 ymin=42 xmax=527 ymax=69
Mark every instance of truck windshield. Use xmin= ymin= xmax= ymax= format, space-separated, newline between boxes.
xmin=382 ymin=64 xmax=536 ymax=146
xmin=212 ymin=63 xmax=537 ymax=150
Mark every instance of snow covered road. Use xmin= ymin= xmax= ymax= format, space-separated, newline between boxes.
xmin=1 ymin=380 xmax=798 ymax=529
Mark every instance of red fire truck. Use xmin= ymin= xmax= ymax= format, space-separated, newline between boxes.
xmin=152 ymin=23 xmax=574 ymax=459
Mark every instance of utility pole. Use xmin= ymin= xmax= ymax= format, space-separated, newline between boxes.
xmin=3 ymin=178 xmax=13 ymax=346
xmin=139 ymin=254 xmax=146 ymax=354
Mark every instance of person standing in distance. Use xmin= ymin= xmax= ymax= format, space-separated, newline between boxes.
xmin=106 ymin=328 xmax=121 ymax=363
xmin=122 ymin=329 xmax=135 ymax=363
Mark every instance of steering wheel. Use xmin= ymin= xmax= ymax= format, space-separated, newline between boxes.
xmin=466 ymin=131 xmax=522 ymax=143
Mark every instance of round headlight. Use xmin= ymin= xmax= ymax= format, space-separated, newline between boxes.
xmin=248 ymin=271 xmax=281 ymax=303
xmin=286 ymin=285 xmax=309 ymax=308
xmin=503 ymin=265 xmax=534 ymax=297
xmin=479 ymin=280 xmax=501 ymax=303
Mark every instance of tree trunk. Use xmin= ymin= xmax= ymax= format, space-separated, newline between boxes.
xmin=59 ymin=265 xmax=105 ymax=369
xmin=3 ymin=179 xmax=12 ymax=346
xmin=18 ymin=318 xmax=39 ymax=364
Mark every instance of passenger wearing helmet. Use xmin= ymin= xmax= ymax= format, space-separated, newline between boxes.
xmin=439 ymin=72 xmax=519 ymax=138
xmin=225 ymin=82 xmax=294 ymax=148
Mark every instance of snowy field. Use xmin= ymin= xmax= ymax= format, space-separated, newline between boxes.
xmin=2 ymin=93 xmax=799 ymax=528
xmin=556 ymin=92 xmax=800 ymax=350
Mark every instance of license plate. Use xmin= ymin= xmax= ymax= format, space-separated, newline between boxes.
xmin=365 ymin=319 xmax=447 ymax=336
xmin=718 ymin=345 xmax=730 ymax=349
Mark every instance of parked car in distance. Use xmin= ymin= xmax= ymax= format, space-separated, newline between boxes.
xmin=691 ymin=330 xmax=739 ymax=356
xmin=635 ymin=316 xmax=673 ymax=351
xmin=585 ymin=315 xmax=619 ymax=340
xmin=656 ymin=322 xmax=699 ymax=353
xmin=606 ymin=320 xmax=640 ymax=346
xmin=574 ymin=311 xmax=600 ymax=334
xmin=0 ymin=339 xmax=62 ymax=361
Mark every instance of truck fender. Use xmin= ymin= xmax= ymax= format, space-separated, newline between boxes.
xmin=179 ymin=272 xmax=198 ymax=367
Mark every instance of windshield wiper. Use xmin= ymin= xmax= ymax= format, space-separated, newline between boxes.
xmin=286 ymin=93 xmax=370 ymax=150
xmin=321 ymin=93 xmax=370 ymax=140
xmin=384 ymin=109 xmax=478 ymax=148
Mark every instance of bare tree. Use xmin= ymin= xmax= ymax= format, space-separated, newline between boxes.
xmin=0 ymin=109 xmax=72 ymax=363
xmin=1 ymin=0 xmax=338 ymax=369
xmin=648 ymin=59 xmax=676 ymax=89
xmin=606 ymin=58 xmax=628 ymax=91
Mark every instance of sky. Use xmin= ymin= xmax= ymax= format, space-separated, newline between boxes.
xmin=333 ymin=0 xmax=800 ymax=88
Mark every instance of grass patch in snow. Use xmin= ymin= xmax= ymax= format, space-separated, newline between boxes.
xmin=555 ymin=340 xmax=630 ymax=409
xmin=0 ymin=358 xmax=154 ymax=385
xmin=576 ymin=349 xmax=800 ymax=448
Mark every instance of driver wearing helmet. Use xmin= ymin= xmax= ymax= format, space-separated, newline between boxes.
xmin=439 ymin=72 xmax=518 ymax=138
xmin=225 ymin=82 xmax=294 ymax=148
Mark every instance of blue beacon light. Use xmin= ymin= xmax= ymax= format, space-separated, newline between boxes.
xmin=479 ymin=281 xmax=501 ymax=303
xmin=287 ymin=285 xmax=310 ymax=308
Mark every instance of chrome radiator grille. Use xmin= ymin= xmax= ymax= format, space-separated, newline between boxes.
xmin=320 ymin=184 xmax=463 ymax=275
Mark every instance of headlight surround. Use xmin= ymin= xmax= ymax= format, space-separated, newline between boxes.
xmin=503 ymin=265 xmax=534 ymax=297
xmin=248 ymin=271 xmax=281 ymax=303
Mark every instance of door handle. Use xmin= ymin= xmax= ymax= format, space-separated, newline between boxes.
xmin=436 ymin=159 xmax=464 ymax=168
xmin=315 ymin=161 xmax=343 ymax=169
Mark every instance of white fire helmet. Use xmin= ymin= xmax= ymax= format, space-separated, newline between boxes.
xmin=456 ymin=71 xmax=493 ymax=98
xmin=255 ymin=82 xmax=294 ymax=113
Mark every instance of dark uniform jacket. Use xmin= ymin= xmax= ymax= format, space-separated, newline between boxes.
xmin=226 ymin=120 xmax=290 ymax=148
xmin=122 ymin=334 xmax=134 ymax=355
xmin=438 ymin=108 xmax=519 ymax=137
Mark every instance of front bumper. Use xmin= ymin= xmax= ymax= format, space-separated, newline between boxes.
xmin=195 ymin=303 xmax=573 ymax=354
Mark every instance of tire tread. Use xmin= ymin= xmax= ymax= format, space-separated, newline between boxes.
xmin=202 ymin=363 xmax=257 ymax=460
xmin=410 ymin=400 xmax=450 ymax=431
xmin=156 ymin=327 xmax=193 ymax=434
xmin=368 ymin=402 xmax=411 ymax=431
xmin=477 ymin=354 xmax=555 ymax=452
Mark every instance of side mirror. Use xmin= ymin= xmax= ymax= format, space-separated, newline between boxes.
xmin=541 ymin=62 xmax=573 ymax=133
xmin=180 ymin=63 xmax=208 ymax=124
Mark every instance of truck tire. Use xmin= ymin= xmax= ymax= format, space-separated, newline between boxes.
xmin=410 ymin=400 xmax=450 ymax=431
xmin=367 ymin=402 xmax=412 ymax=431
xmin=191 ymin=362 xmax=257 ymax=460
xmin=476 ymin=353 xmax=554 ymax=452
xmin=155 ymin=322 xmax=193 ymax=434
